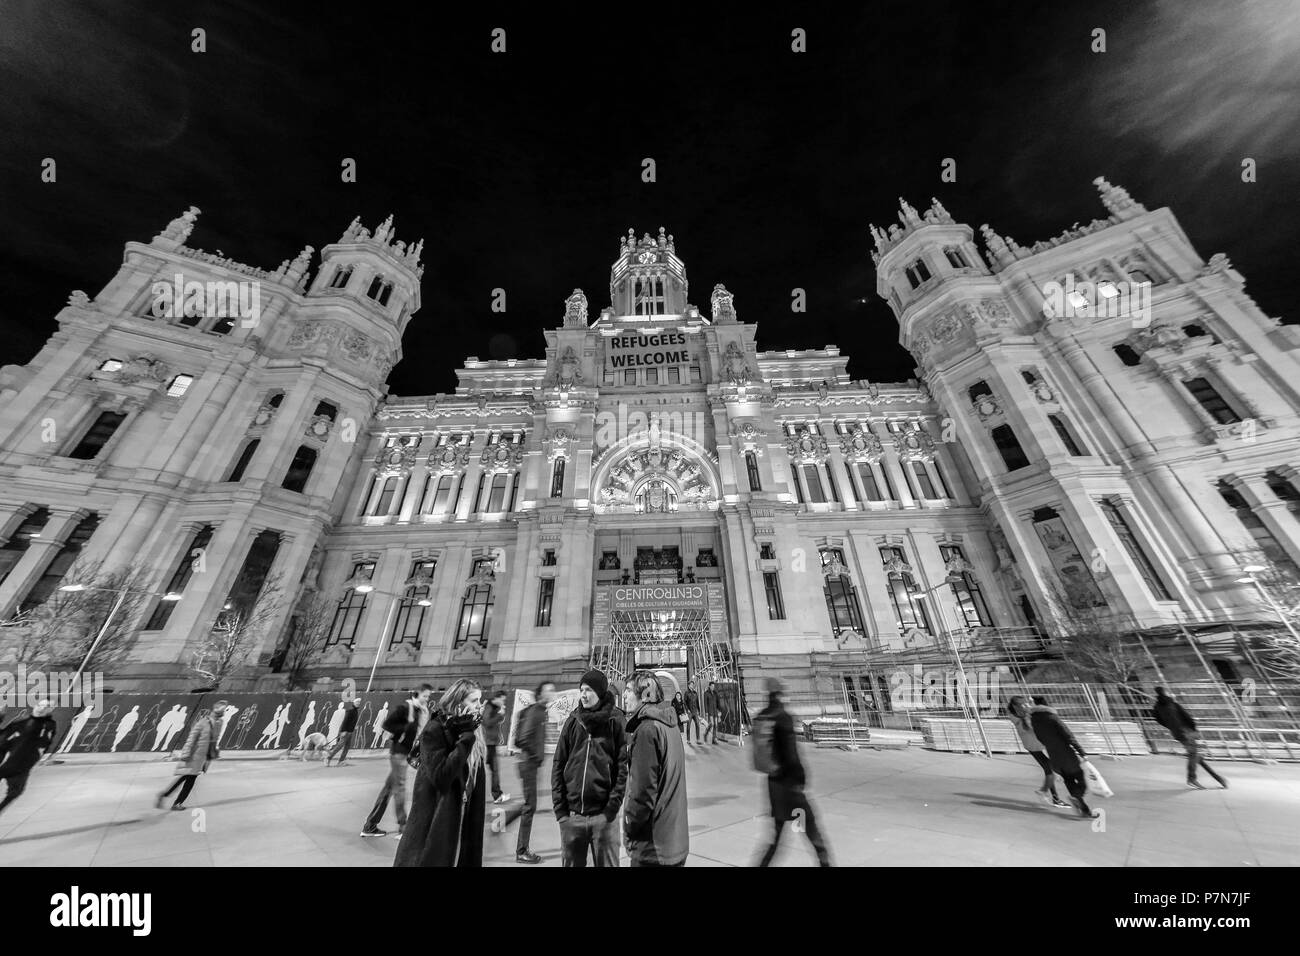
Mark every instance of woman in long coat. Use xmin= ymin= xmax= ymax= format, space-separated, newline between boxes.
xmin=155 ymin=701 xmax=226 ymax=810
xmin=394 ymin=679 xmax=487 ymax=867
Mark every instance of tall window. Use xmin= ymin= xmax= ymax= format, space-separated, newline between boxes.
xmin=390 ymin=560 xmax=435 ymax=649
xmin=856 ymin=462 xmax=885 ymax=501
xmin=939 ymin=544 xmax=992 ymax=627
xmin=428 ymin=475 xmax=454 ymax=514
xmin=944 ymin=247 xmax=969 ymax=268
xmin=550 ymin=459 xmax=566 ymax=498
xmin=220 ymin=530 xmax=282 ymax=623
xmin=802 ymin=465 xmax=827 ymax=503
xmin=1099 ymin=499 xmax=1174 ymax=601
xmin=373 ymin=476 xmax=399 ymax=514
xmin=881 ymin=546 xmax=932 ymax=634
xmin=329 ymin=265 xmax=353 ymax=289
xmin=145 ymin=525 xmax=214 ymax=630
xmin=763 ymin=572 xmax=786 ymax=620
xmin=1218 ymin=481 xmax=1300 ymax=576
xmin=227 ymin=439 xmax=260 ymax=482
xmin=19 ymin=514 xmax=101 ymax=612
xmin=931 ymin=459 xmax=952 ymax=498
xmin=1184 ymin=377 xmax=1241 ymax=425
xmin=689 ymin=363 xmax=702 ymax=383
xmin=1113 ymin=343 xmax=1141 ymax=367
xmin=668 ymin=366 xmax=681 ymax=384
xmin=821 ymin=549 xmax=864 ymax=635
xmin=1048 ymin=414 xmax=1087 ymax=456
xmin=910 ymin=461 xmax=938 ymax=499
xmin=1266 ymin=471 xmax=1300 ymax=521
xmin=991 ymin=424 xmax=1030 ymax=471
xmin=905 ymin=258 xmax=932 ymax=288
xmin=456 ymin=560 xmax=495 ymax=646
xmin=536 ymin=577 xmax=555 ymax=627
xmin=327 ymin=561 xmax=374 ymax=648
xmin=0 ymin=508 xmax=50 ymax=586
xmin=745 ymin=452 xmax=762 ymax=492
xmin=68 ymin=411 xmax=126 ymax=460
xmin=486 ymin=474 xmax=508 ymax=512
xmin=282 ymin=446 xmax=318 ymax=493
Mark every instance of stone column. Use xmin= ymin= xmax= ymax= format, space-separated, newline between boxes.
xmin=846 ymin=528 xmax=897 ymax=646
xmin=0 ymin=509 xmax=88 ymax=617
xmin=399 ymin=465 xmax=427 ymax=521
xmin=1225 ymin=474 xmax=1300 ymax=568
xmin=881 ymin=448 xmax=917 ymax=509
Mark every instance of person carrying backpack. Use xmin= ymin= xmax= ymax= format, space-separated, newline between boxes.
xmin=753 ymin=677 xmax=830 ymax=867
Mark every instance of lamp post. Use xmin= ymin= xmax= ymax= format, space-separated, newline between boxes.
xmin=909 ymin=573 xmax=994 ymax=759
xmin=58 ymin=583 xmax=182 ymax=684
xmin=347 ymin=574 xmax=433 ymax=693
xmin=1237 ymin=565 xmax=1300 ymax=645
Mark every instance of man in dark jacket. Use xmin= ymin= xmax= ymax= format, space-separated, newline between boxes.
xmin=0 ymin=699 xmax=57 ymax=816
xmin=481 ymin=689 xmax=511 ymax=804
xmin=1029 ymin=699 xmax=1097 ymax=819
xmin=553 ymin=669 xmax=627 ymax=866
xmin=756 ymin=678 xmax=831 ymax=866
xmin=683 ymin=682 xmax=702 ymax=743
xmin=621 ymin=670 xmax=689 ymax=867
xmin=703 ymin=681 xmax=720 ymax=744
xmin=326 ymin=694 xmax=361 ymax=766
xmin=501 ymin=681 xmax=554 ymax=863
xmin=361 ymin=684 xmax=431 ymax=838
xmin=1153 ymin=687 xmax=1227 ymax=789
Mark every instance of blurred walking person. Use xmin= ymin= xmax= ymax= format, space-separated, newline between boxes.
xmin=155 ymin=701 xmax=226 ymax=811
xmin=1153 ymin=687 xmax=1227 ymax=790
xmin=326 ymin=694 xmax=361 ymax=766
xmin=621 ymin=671 xmax=688 ymax=867
xmin=753 ymin=678 xmax=831 ymax=866
xmin=703 ymin=681 xmax=720 ymax=744
xmin=499 ymin=681 xmax=554 ymax=863
xmin=394 ymin=679 xmax=487 ymax=867
xmin=482 ymin=688 xmax=511 ymax=804
xmin=671 ymin=692 xmax=687 ymax=739
xmin=1029 ymin=697 xmax=1098 ymax=819
xmin=683 ymin=681 xmax=702 ymax=743
xmin=360 ymin=684 xmax=431 ymax=838
xmin=553 ymin=669 xmax=627 ymax=867
xmin=1006 ymin=696 xmax=1069 ymax=808
xmin=0 ymin=699 xmax=58 ymax=816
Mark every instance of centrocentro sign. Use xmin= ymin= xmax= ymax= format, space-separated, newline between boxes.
xmin=611 ymin=585 xmax=707 ymax=611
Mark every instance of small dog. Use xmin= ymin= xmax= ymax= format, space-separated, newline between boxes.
xmin=296 ymin=732 xmax=330 ymax=760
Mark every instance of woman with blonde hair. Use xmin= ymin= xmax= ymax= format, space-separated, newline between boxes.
xmin=394 ymin=679 xmax=487 ymax=867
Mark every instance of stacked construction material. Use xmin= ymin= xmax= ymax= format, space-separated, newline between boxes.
xmin=1068 ymin=721 xmax=1150 ymax=755
xmin=921 ymin=718 xmax=1151 ymax=755
xmin=800 ymin=717 xmax=872 ymax=746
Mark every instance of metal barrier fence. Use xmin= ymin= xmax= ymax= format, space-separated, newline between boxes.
xmin=784 ymin=673 xmax=1300 ymax=761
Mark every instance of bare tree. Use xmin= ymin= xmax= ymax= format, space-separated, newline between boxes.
xmin=279 ymin=591 xmax=337 ymax=689
xmin=1238 ymin=553 xmax=1300 ymax=681
xmin=189 ymin=573 xmax=285 ymax=689
xmin=0 ymin=560 xmax=155 ymax=670
xmin=1039 ymin=570 xmax=1147 ymax=685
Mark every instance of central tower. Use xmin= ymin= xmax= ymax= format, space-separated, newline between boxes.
xmin=608 ymin=228 xmax=689 ymax=317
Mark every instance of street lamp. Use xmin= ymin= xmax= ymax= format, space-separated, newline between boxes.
xmin=1235 ymin=566 xmax=1300 ymax=645
xmin=346 ymin=574 xmax=433 ymax=692
xmin=908 ymin=572 xmax=994 ymax=759
xmin=58 ymin=583 xmax=182 ymax=684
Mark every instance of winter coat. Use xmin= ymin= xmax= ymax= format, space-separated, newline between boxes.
xmin=671 ymin=698 xmax=686 ymax=722
xmin=1152 ymin=697 xmax=1196 ymax=739
xmin=383 ymin=700 xmax=422 ymax=756
xmin=1009 ymin=714 xmax=1046 ymax=753
xmin=339 ymin=701 xmax=359 ymax=733
xmin=684 ymin=689 xmax=700 ymax=715
xmin=1028 ymin=705 xmax=1086 ymax=775
xmin=552 ymin=692 xmax=628 ymax=821
xmin=174 ymin=715 xmax=220 ymax=776
xmin=759 ymin=697 xmax=809 ymax=822
xmin=623 ymin=700 xmax=689 ymax=866
xmin=703 ymin=688 xmax=719 ymax=715
xmin=481 ymin=701 xmax=506 ymax=746
xmin=394 ymin=712 xmax=485 ymax=867
xmin=515 ymin=701 xmax=547 ymax=765
xmin=0 ymin=713 xmax=57 ymax=775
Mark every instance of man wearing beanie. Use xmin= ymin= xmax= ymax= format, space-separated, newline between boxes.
xmin=551 ymin=668 xmax=628 ymax=866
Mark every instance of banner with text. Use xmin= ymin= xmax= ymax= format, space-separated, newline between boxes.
xmin=606 ymin=331 xmax=691 ymax=370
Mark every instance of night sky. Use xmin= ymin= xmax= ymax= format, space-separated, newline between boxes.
xmin=2 ymin=0 xmax=1296 ymax=397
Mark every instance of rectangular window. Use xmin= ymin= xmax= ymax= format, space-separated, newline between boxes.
xmin=471 ymin=474 xmax=485 ymax=513
xmin=536 ymin=577 xmax=555 ymax=627
xmin=668 ymin=366 xmax=681 ymax=384
xmin=911 ymin=461 xmax=938 ymax=499
xmin=221 ymin=530 xmax=282 ymax=622
xmin=880 ymin=546 xmax=932 ymax=634
xmin=825 ymin=464 xmax=840 ymax=504
xmin=1184 ymin=377 xmax=1241 ymax=425
xmin=0 ymin=508 xmax=50 ymax=587
xmin=689 ymin=364 xmax=701 ymax=383
xmin=763 ymin=571 xmax=786 ymax=620
xmin=991 ymin=424 xmax=1031 ymax=471
xmin=68 ymin=411 xmax=126 ymax=460
xmin=646 ymin=367 xmax=659 ymax=385
xmin=624 ymin=369 xmax=636 ymax=385
xmin=939 ymin=544 xmax=993 ymax=627
xmin=374 ymin=476 xmax=399 ymax=514
xmin=19 ymin=514 xmax=101 ymax=612
xmin=857 ymin=463 xmax=884 ymax=501
xmin=759 ymin=543 xmax=776 ymax=560
xmin=1049 ymin=414 xmax=1086 ymax=456
xmin=550 ymin=459 xmax=566 ymax=498
xmin=542 ymin=550 xmax=557 ymax=566
xmin=1100 ymin=500 xmax=1174 ymax=601
xmin=145 ymin=525 xmax=214 ymax=630
xmin=803 ymin=465 xmax=826 ymax=503
xmin=487 ymin=474 xmax=508 ymax=512
xmin=429 ymin=475 xmax=453 ymax=514
xmin=745 ymin=452 xmax=762 ymax=492
xmin=282 ymin=446 xmax=318 ymax=494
